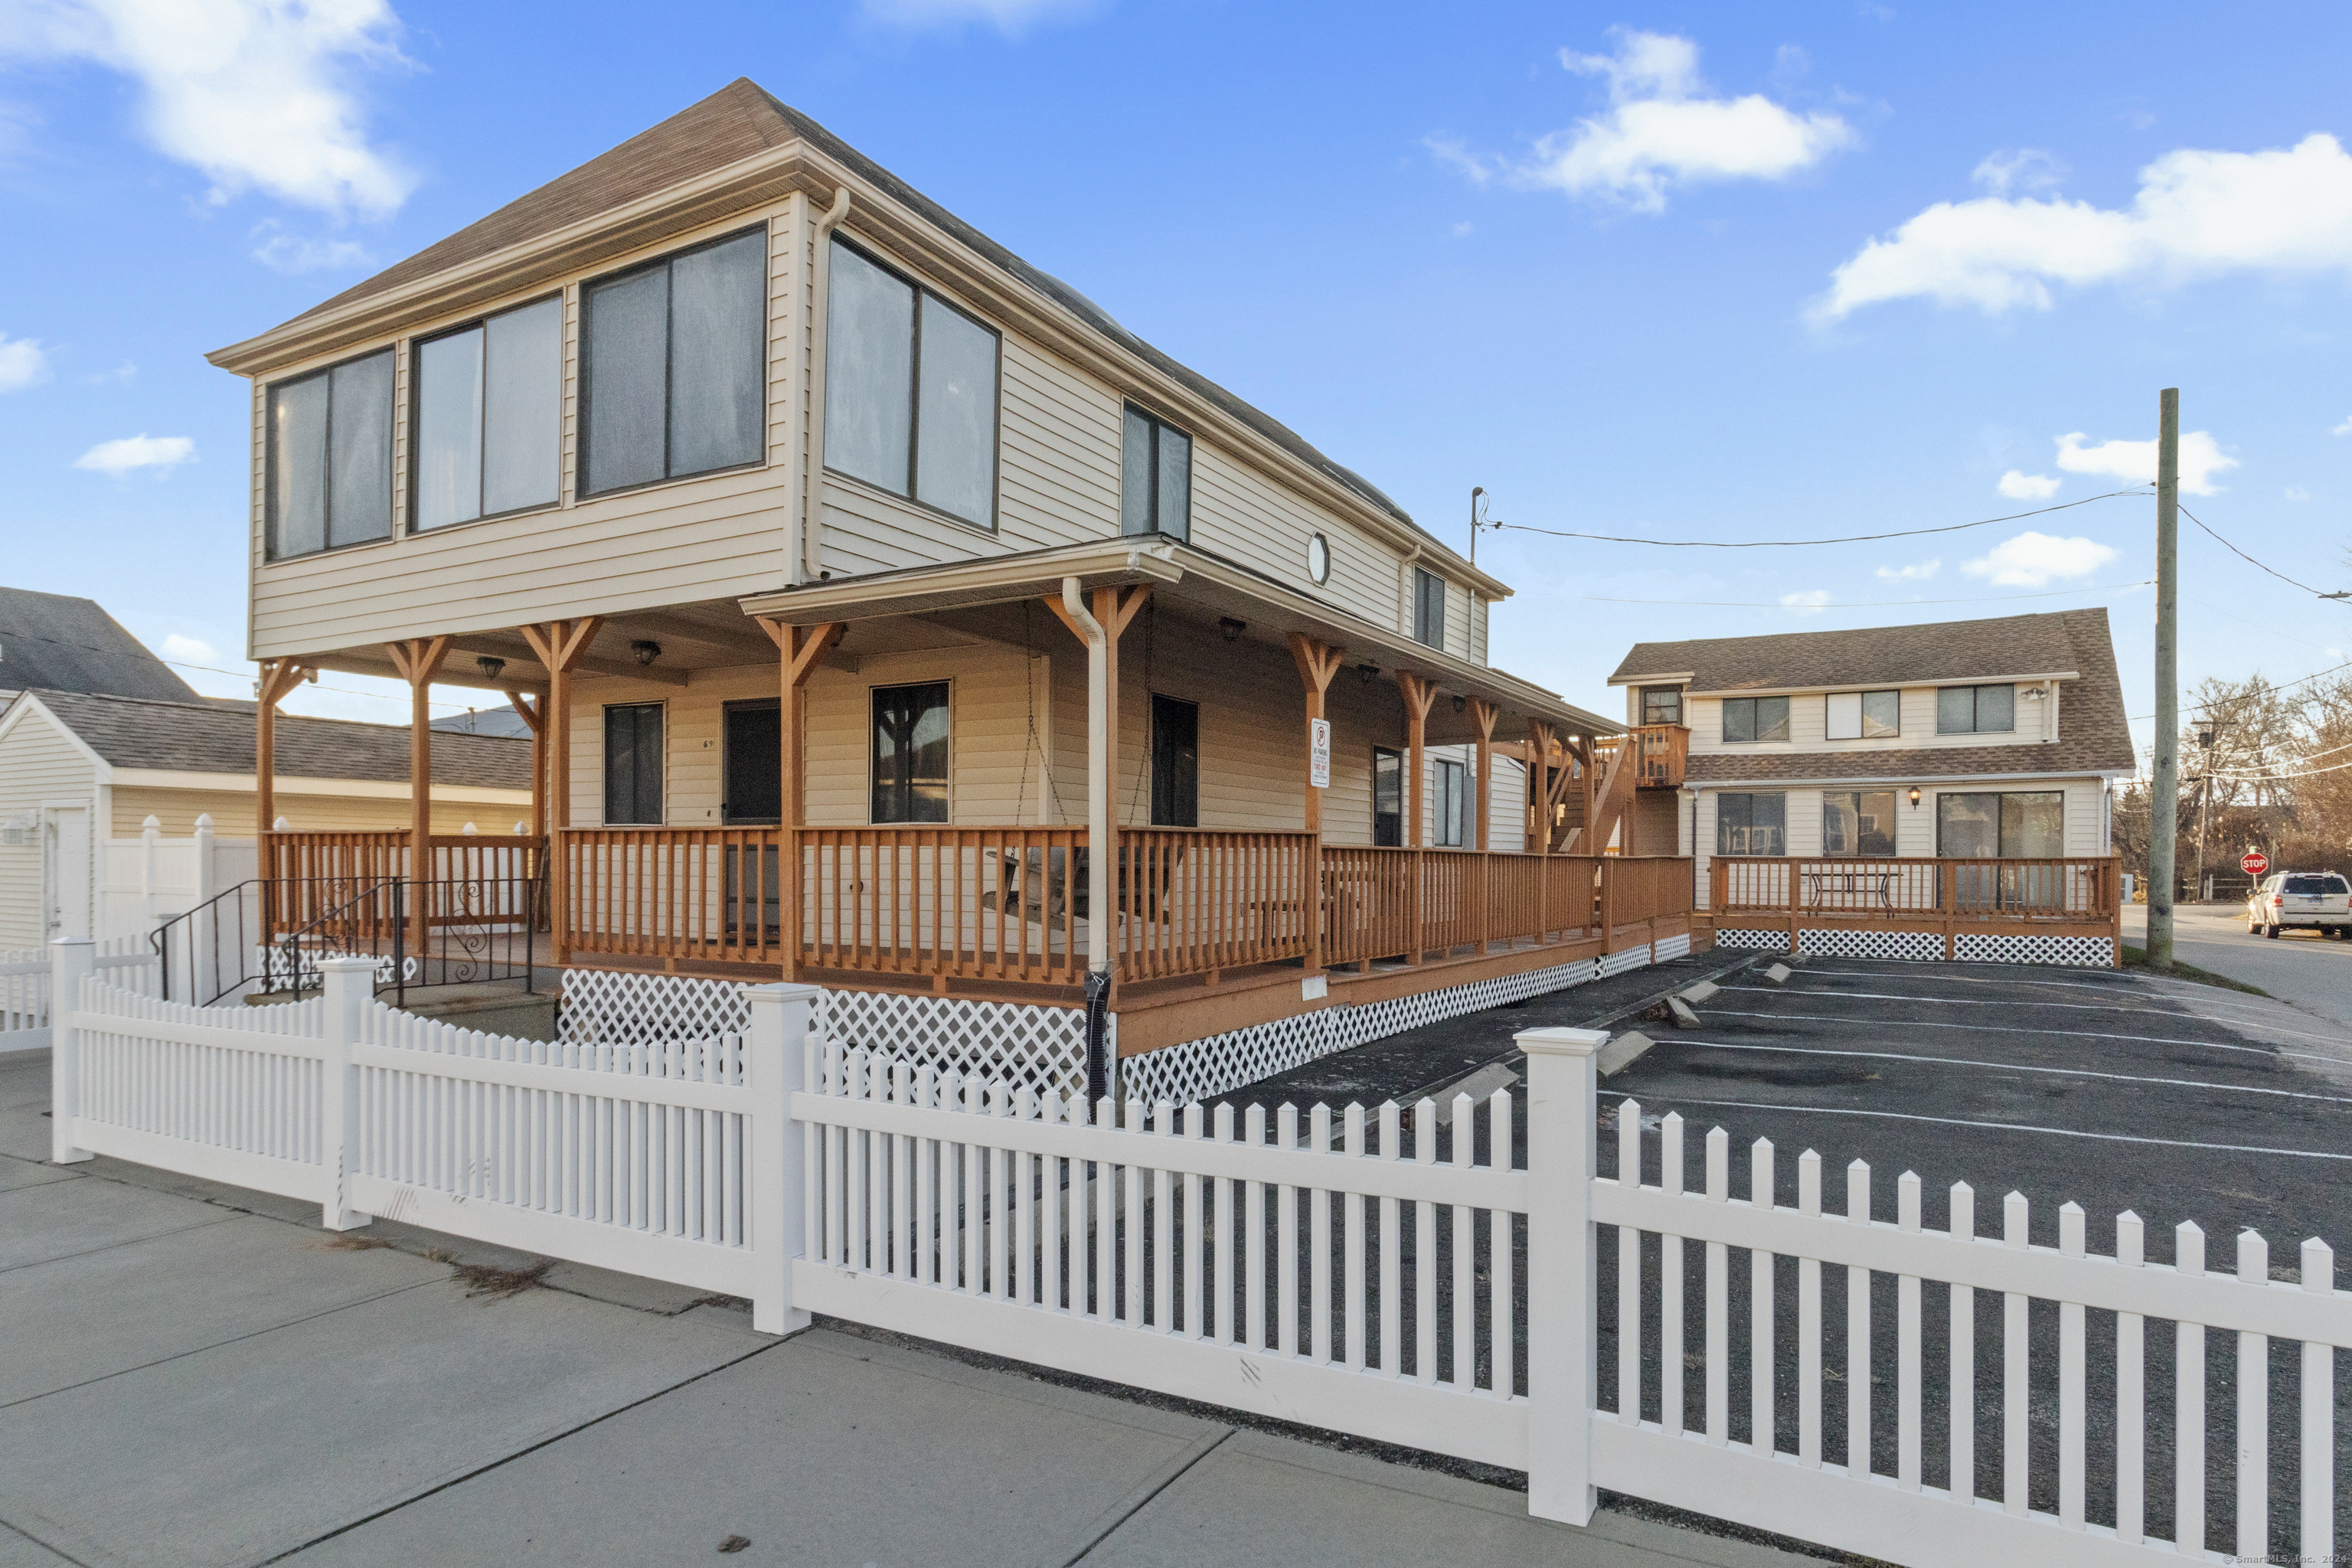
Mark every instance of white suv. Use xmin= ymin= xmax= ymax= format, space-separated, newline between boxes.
xmin=2246 ymin=871 xmax=2351 ymax=938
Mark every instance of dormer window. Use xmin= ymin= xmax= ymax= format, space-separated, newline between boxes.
xmin=825 ymin=238 xmax=1001 ymax=530
xmin=581 ymin=229 xmax=767 ymax=498
xmin=413 ymin=297 xmax=560 ymax=530
xmin=266 ymin=348 xmax=394 ymax=560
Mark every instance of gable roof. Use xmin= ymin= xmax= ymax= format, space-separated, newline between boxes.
xmin=0 ymin=588 xmax=199 ymax=703
xmin=21 ymin=690 xmax=534 ymax=790
xmin=243 ymin=78 xmax=1428 ymax=548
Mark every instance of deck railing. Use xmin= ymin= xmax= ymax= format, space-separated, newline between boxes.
xmin=263 ymin=831 xmax=546 ymax=933
xmin=1628 ymin=724 xmax=1690 ymax=788
xmin=555 ymin=828 xmax=1694 ymax=988
xmin=1711 ymin=855 xmax=2120 ymax=923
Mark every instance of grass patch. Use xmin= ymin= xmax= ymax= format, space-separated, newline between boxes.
xmin=2122 ymin=944 xmax=2270 ymax=997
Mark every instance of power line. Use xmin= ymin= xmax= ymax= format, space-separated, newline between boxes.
xmin=1484 ymin=488 xmax=2148 ymax=550
xmin=2178 ymin=505 xmax=2352 ymax=601
xmin=162 ymin=660 xmax=480 ymax=714
xmin=1582 ymin=580 xmax=2151 ymax=610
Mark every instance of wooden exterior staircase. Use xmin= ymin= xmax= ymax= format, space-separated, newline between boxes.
xmin=1560 ymin=733 xmax=1639 ymax=854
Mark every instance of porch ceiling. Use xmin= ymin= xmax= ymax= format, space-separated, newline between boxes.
xmin=738 ymin=537 xmax=1622 ymax=737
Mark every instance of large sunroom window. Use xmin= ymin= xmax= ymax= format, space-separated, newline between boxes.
xmin=580 ymin=229 xmax=767 ymax=497
xmin=413 ymin=297 xmax=561 ymax=529
xmin=825 ymin=240 xmax=1000 ymax=530
xmin=266 ymin=350 xmax=394 ymax=560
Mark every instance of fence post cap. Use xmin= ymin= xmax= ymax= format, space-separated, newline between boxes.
xmin=48 ymin=935 xmax=94 ymax=949
xmin=1514 ymin=1025 xmax=1609 ymax=1057
xmin=315 ymin=956 xmax=378 ymax=975
xmin=746 ymin=982 xmax=824 ymax=1006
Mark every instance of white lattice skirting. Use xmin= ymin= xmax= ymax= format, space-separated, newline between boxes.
xmin=1955 ymin=933 xmax=2118 ymax=967
xmin=1712 ymin=929 xmax=1792 ymax=952
xmin=1798 ymin=929 xmax=1947 ymax=962
xmin=557 ymin=969 xmax=1092 ymax=1099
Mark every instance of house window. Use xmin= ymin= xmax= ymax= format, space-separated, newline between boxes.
xmin=1121 ymin=405 xmax=1192 ymax=541
xmin=720 ymin=700 xmax=781 ymax=825
xmin=266 ymin=348 xmax=394 ymax=560
xmin=581 ymin=229 xmax=767 ymax=498
xmin=1372 ymin=746 xmax=1403 ymax=847
xmin=603 ymin=704 xmax=665 ymax=825
xmin=825 ymin=240 xmax=1000 ymax=529
xmin=413 ymin=297 xmax=561 ymax=531
xmin=1433 ymin=758 xmax=1467 ymax=847
xmin=1412 ymin=570 xmax=1446 ymax=651
xmin=1640 ymin=685 xmax=1684 ymax=726
xmin=1149 ymin=694 xmax=1199 ymax=827
xmin=1720 ymin=695 xmax=1791 ymax=743
xmin=1936 ymin=791 xmax=2063 ymax=858
xmin=1936 ymin=684 xmax=2016 ymax=735
xmin=1714 ymin=792 xmax=1786 ymax=856
xmin=871 ymin=681 xmax=950 ymax=824
xmin=1822 ymin=790 xmax=1898 ymax=857
xmin=1827 ymin=690 xmax=1900 ymax=740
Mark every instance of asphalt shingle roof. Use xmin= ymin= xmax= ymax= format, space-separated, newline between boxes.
xmin=0 ymin=588 xmax=199 ymax=703
xmin=25 ymin=690 xmax=534 ymax=790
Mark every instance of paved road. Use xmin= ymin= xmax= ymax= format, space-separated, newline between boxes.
xmin=0 ymin=1047 xmax=1819 ymax=1568
xmin=2123 ymin=902 xmax=2352 ymax=1029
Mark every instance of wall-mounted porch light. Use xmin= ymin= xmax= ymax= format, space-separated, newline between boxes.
xmin=1908 ymin=787 xmax=1922 ymax=808
xmin=631 ymin=640 xmax=662 ymax=668
xmin=475 ymin=655 xmax=506 ymax=682
xmin=1452 ymin=694 xmax=1466 ymax=714
xmin=1357 ymin=663 xmax=1380 ymax=684
xmin=1218 ymin=617 xmax=1246 ymax=642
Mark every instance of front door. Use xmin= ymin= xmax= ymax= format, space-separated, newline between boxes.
xmin=721 ymin=701 xmax=781 ymax=825
xmin=44 ymin=805 xmax=90 ymax=941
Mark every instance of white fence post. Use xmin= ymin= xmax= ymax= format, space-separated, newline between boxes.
xmin=1519 ymin=1023 xmax=1608 ymax=1526
xmin=318 ymin=957 xmax=374 ymax=1231
xmin=48 ymin=937 xmax=95 ymax=1165
xmin=748 ymin=982 xmax=821 ymax=1335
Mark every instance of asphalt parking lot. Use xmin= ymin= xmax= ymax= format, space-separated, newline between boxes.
xmin=1590 ymin=955 xmax=2352 ymax=1558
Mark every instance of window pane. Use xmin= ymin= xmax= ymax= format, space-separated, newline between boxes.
xmin=1642 ymin=687 xmax=1682 ymax=725
xmin=1822 ymin=792 xmax=1858 ymax=854
xmin=825 ymin=243 xmax=914 ymax=495
xmin=326 ymin=351 xmax=393 ymax=547
xmin=1975 ymin=684 xmax=2014 ymax=733
xmin=1723 ymin=699 xmax=1754 ymax=743
xmin=1155 ymin=423 xmax=1190 ymax=541
xmin=1750 ymin=792 xmax=1785 ymax=854
xmin=1936 ymin=687 xmax=1976 ymax=733
xmin=915 ymin=293 xmax=998 ymax=526
xmin=1938 ymin=793 xmax=1999 ymax=857
xmin=670 ymin=232 xmax=766 ymax=479
xmin=2001 ymin=791 xmax=2063 ymax=858
xmin=1150 ymin=694 xmax=1199 ymax=828
xmin=583 ymin=267 xmax=669 ymax=495
xmin=482 ymin=298 xmax=560 ymax=515
xmin=1121 ymin=407 xmax=1154 ymax=534
xmin=1755 ymin=696 xmax=1790 ymax=743
xmin=1862 ymin=691 xmax=1900 ymax=737
xmin=1825 ymin=692 xmax=1860 ymax=741
xmin=603 ymin=705 xmax=663 ymax=825
xmin=873 ymin=682 xmax=949 ymax=824
xmin=413 ymin=328 xmax=483 ymax=531
xmin=268 ymin=374 xmax=328 ymax=559
xmin=1373 ymin=747 xmax=1402 ymax=847
xmin=1857 ymin=791 xmax=1897 ymax=856
xmin=1414 ymin=570 xmax=1442 ymax=648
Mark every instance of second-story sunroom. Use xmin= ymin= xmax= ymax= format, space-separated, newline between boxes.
xmin=207 ymin=80 xmax=1668 ymax=1054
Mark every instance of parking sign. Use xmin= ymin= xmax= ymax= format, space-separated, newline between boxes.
xmin=1310 ymin=718 xmax=1331 ymax=789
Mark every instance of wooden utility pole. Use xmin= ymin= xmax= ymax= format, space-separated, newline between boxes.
xmin=2148 ymin=389 xmax=2180 ymax=971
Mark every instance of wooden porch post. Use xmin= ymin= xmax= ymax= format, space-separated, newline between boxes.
xmin=754 ymin=619 xmax=846 ymax=983
xmin=1044 ymin=585 xmax=1149 ymax=999
xmin=1395 ymin=673 xmax=1437 ymax=963
xmin=253 ymin=659 xmax=311 ymax=935
xmin=517 ymin=619 xmax=604 ymax=967
xmin=1287 ymin=635 xmax=1344 ymax=973
xmin=1527 ymin=720 xmax=1556 ymax=939
xmin=1576 ymin=733 xmax=1597 ymax=851
xmin=1468 ymin=698 xmax=1498 ymax=954
xmin=385 ymin=636 xmax=454 ymax=963
xmin=504 ymin=692 xmax=545 ymax=841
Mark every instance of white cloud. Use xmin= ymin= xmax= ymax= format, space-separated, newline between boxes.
xmin=2285 ymin=486 xmax=2311 ymax=501
xmin=251 ymin=226 xmax=373 ymax=273
xmin=1817 ymin=132 xmax=2352 ymax=319
xmin=1 ymin=0 xmax=415 ymax=218
xmin=81 ymin=360 xmax=136 ymax=384
xmin=0 ymin=332 xmax=47 ymax=391
xmin=73 ymin=433 xmax=194 ymax=475
xmin=1779 ymin=589 xmax=1834 ymax=616
xmin=159 ymin=632 xmax=217 ymax=665
xmin=1875 ymin=559 xmax=1941 ymax=582
xmin=2334 ymin=415 xmax=2352 ymax=436
xmin=2054 ymin=428 xmax=2236 ymax=495
xmin=1962 ymin=531 xmax=2117 ymax=587
xmin=1971 ymin=148 xmax=2066 ymax=197
xmin=1997 ymin=469 xmax=2062 ymax=499
xmin=858 ymin=0 xmax=1100 ymax=31
xmin=1429 ymin=30 xmax=1853 ymax=214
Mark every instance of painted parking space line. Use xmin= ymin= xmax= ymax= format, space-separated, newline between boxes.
xmin=1695 ymin=1009 xmax=2352 ymax=1065
xmin=1664 ymin=1037 xmax=2352 ymax=1107
xmin=1609 ymin=1093 xmax=2352 ymax=1162
xmin=1717 ymin=986 xmax=2352 ymax=1046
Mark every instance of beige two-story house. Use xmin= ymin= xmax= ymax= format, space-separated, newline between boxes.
xmin=1608 ymin=608 xmax=2134 ymax=965
xmin=205 ymin=79 xmax=1683 ymax=1064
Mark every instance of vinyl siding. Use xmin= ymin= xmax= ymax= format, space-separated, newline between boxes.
xmin=0 ymin=707 xmax=102 ymax=948
xmin=1687 ymin=685 xmax=2065 ymax=760
xmin=1187 ymin=449 xmax=1406 ymax=635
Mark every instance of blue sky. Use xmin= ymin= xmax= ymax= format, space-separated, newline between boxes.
xmin=4 ymin=1 xmax=2350 ymax=753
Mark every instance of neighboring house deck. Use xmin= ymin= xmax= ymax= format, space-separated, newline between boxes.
xmin=1608 ymin=608 xmax=2134 ymax=965
xmin=202 ymin=79 xmax=1697 ymax=1059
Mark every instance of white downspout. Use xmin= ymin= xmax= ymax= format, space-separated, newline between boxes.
xmin=796 ymin=187 xmax=854 ymax=586
xmin=1062 ymin=576 xmax=1109 ymax=978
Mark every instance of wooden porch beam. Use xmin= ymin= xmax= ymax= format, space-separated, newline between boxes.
xmin=1396 ymin=671 xmax=1439 ymax=965
xmin=504 ymin=692 xmax=545 ymax=841
xmin=1468 ymin=697 xmax=1498 ymax=853
xmin=517 ymin=617 xmax=603 ymax=966
xmin=753 ymin=618 xmax=847 ymax=985
xmin=1287 ymin=634 xmax=1345 ymax=974
xmin=385 ymin=635 xmax=454 ymax=961
xmin=253 ymin=658 xmax=313 ymax=841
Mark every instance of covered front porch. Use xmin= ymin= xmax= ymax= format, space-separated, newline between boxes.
xmin=252 ymin=537 xmax=1692 ymax=1052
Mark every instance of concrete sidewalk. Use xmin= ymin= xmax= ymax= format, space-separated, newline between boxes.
xmin=0 ymin=1049 xmax=1837 ymax=1568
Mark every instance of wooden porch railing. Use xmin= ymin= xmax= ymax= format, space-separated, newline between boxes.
xmin=1117 ymin=830 xmax=1317 ymax=982
xmin=802 ymin=827 xmax=1088 ymax=986
xmin=1710 ymin=855 xmax=2121 ymax=923
xmin=263 ymin=830 xmax=547 ymax=933
xmin=1629 ymin=724 xmax=1690 ymax=788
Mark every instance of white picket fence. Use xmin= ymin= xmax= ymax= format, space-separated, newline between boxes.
xmin=2 ymin=938 xmax=160 ymax=1051
xmin=38 ymin=936 xmax=2350 ymax=1566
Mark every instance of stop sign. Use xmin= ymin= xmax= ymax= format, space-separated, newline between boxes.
xmin=2242 ymin=850 xmax=2270 ymax=877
